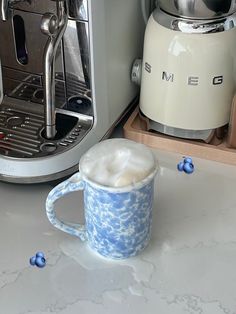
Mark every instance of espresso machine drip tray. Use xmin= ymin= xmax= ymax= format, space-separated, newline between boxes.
xmin=0 ymin=99 xmax=93 ymax=159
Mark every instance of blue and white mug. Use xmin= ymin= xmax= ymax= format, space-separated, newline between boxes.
xmin=46 ymin=139 xmax=158 ymax=259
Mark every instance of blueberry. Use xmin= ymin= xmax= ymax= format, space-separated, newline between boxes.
xmin=183 ymin=157 xmax=193 ymax=164
xmin=36 ymin=251 xmax=45 ymax=258
xmin=183 ymin=162 xmax=194 ymax=174
xmin=35 ymin=256 xmax=46 ymax=268
xmin=177 ymin=161 xmax=184 ymax=172
xmin=29 ymin=256 xmax=36 ymax=266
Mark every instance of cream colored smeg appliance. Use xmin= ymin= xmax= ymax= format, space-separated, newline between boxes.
xmin=0 ymin=0 xmax=145 ymax=183
xmin=138 ymin=0 xmax=236 ymax=142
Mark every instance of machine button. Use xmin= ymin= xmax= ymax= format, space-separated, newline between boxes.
xmin=69 ymin=136 xmax=76 ymax=140
xmin=0 ymin=132 xmax=5 ymax=139
xmin=59 ymin=142 xmax=68 ymax=147
xmin=75 ymin=125 xmax=82 ymax=131
xmin=72 ymin=131 xmax=80 ymax=136
xmin=64 ymin=139 xmax=74 ymax=143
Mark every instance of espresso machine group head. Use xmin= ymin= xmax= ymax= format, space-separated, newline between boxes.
xmin=0 ymin=0 xmax=145 ymax=183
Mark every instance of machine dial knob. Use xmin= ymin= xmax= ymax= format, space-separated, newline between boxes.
xmin=41 ymin=13 xmax=59 ymax=36
xmin=131 ymin=59 xmax=142 ymax=86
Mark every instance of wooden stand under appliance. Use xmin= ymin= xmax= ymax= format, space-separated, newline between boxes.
xmin=123 ymin=106 xmax=236 ymax=166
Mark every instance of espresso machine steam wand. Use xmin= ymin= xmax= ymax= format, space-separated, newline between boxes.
xmin=41 ymin=0 xmax=68 ymax=139
xmin=0 ymin=0 xmax=8 ymax=20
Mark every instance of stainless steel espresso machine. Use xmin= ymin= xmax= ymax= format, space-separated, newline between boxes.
xmin=0 ymin=0 xmax=145 ymax=183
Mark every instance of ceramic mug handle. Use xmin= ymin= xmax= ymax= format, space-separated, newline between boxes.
xmin=45 ymin=172 xmax=87 ymax=241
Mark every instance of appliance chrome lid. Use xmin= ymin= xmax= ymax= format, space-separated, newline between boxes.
xmin=154 ymin=6 xmax=236 ymax=33
xmin=158 ymin=0 xmax=236 ymax=20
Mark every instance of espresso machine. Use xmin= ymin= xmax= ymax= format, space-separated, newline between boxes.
xmin=134 ymin=0 xmax=236 ymax=142
xmin=0 ymin=0 xmax=145 ymax=183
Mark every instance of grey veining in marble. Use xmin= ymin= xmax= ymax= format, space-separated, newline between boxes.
xmin=0 ymin=149 xmax=236 ymax=314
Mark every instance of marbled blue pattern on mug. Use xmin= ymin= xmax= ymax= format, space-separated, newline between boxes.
xmin=84 ymin=180 xmax=154 ymax=259
xmin=46 ymin=171 xmax=156 ymax=260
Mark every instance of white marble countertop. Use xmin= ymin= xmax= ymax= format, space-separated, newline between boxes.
xmin=1 ymin=147 xmax=236 ymax=314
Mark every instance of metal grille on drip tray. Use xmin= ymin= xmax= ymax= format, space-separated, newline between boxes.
xmin=0 ymin=105 xmax=93 ymax=158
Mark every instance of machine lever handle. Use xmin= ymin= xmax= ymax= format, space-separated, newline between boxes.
xmin=41 ymin=0 xmax=68 ymax=139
